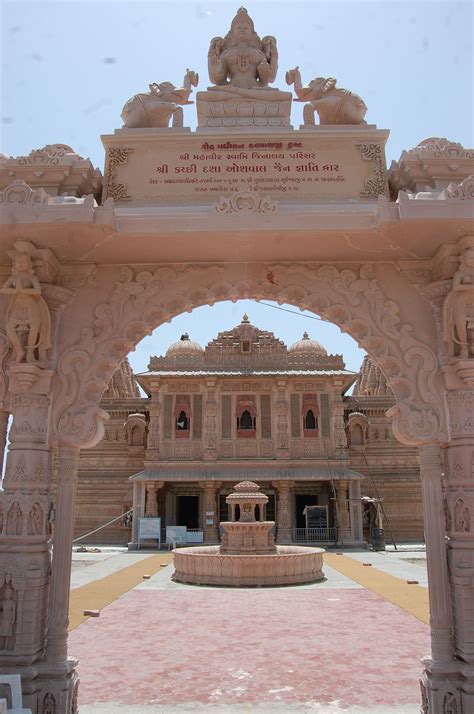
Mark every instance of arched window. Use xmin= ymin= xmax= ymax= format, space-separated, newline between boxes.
xmin=239 ymin=409 xmax=254 ymax=429
xmin=176 ymin=410 xmax=189 ymax=431
xmin=304 ymin=409 xmax=317 ymax=430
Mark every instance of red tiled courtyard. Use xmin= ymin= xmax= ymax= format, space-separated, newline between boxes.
xmin=70 ymin=585 xmax=429 ymax=709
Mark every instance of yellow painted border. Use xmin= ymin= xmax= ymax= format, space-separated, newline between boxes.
xmin=68 ymin=553 xmax=173 ymax=630
xmin=324 ymin=553 xmax=429 ymax=624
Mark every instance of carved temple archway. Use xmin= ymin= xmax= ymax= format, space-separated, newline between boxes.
xmin=0 ymin=7 xmax=473 ymax=707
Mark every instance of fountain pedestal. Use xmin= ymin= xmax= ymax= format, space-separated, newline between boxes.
xmin=172 ymin=481 xmax=324 ymax=587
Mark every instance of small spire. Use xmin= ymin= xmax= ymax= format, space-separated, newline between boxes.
xmin=242 ymin=313 xmax=250 ymax=324
xmin=180 ymin=333 xmax=190 ymax=341
xmin=302 ymin=331 xmax=309 ymax=339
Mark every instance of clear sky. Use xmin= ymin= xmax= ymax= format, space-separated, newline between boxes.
xmin=1 ymin=0 xmax=473 ymax=374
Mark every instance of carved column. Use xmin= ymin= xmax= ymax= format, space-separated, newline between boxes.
xmin=332 ymin=399 xmax=349 ymax=461
xmin=203 ymin=379 xmax=218 ymax=460
xmin=418 ymin=444 xmax=453 ymax=663
xmin=275 ymin=380 xmax=289 ymax=459
xmin=0 ymin=366 xmax=60 ymax=712
xmin=144 ymin=389 xmax=160 ymax=467
xmin=420 ymin=390 xmax=474 ymax=712
xmin=130 ymin=481 xmax=146 ymax=548
xmin=145 ymin=481 xmax=163 ymax=517
xmin=46 ymin=445 xmax=80 ymax=662
xmin=273 ymin=480 xmax=294 ymax=543
xmin=0 ymin=409 xmax=9 ymax=478
xmin=200 ymin=481 xmax=222 ymax=543
xmin=335 ymin=480 xmax=352 ymax=544
xmin=348 ymin=480 xmax=363 ymax=543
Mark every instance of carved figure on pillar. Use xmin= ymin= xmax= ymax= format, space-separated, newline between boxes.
xmin=0 ymin=242 xmax=51 ymax=364
xmin=0 ymin=582 xmax=16 ymax=651
xmin=443 ymin=239 xmax=474 ymax=359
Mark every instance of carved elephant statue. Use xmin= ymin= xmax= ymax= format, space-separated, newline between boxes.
xmin=286 ymin=67 xmax=367 ymax=126
xmin=121 ymin=69 xmax=199 ymax=129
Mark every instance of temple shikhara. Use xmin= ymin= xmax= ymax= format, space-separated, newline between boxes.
xmin=74 ymin=318 xmax=422 ymax=548
xmin=0 ymin=7 xmax=473 ymax=713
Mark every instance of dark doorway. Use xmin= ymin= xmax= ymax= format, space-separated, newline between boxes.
xmin=295 ymin=494 xmax=317 ymax=528
xmin=177 ymin=495 xmax=199 ymax=529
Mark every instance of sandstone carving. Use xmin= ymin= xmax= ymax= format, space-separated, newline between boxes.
xmin=0 ymin=180 xmax=48 ymax=206
xmin=214 ymin=190 xmax=276 ymax=214
xmin=286 ymin=67 xmax=367 ymax=125
xmin=121 ymin=69 xmax=199 ymax=128
xmin=0 ymin=583 xmax=16 ymax=650
xmin=443 ymin=238 xmax=474 ymax=359
xmin=197 ymin=7 xmax=292 ymax=127
xmin=0 ymin=241 xmax=51 ymax=364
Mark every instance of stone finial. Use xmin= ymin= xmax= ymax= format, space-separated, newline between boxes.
xmin=241 ymin=314 xmax=250 ymax=324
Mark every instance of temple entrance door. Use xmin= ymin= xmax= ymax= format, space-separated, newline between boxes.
xmin=295 ymin=494 xmax=317 ymax=528
xmin=177 ymin=495 xmax=199 ymax=529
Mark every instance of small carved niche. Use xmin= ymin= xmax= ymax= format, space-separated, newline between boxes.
xmin=6 ymin=502 xmax=23 ymax=535
xmin=27 ymin=502 xmax=44 ymax=535
xmin=454 ymin=499 xmax=470 ymax=532
xmin=42 ymin=691 xmax=57 ymax=714
xmin=0 ymin=575 xmax=17 ymax=651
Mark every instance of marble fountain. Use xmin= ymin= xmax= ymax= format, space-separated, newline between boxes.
xmin=172 ymin=481 xmax=325 ymax=586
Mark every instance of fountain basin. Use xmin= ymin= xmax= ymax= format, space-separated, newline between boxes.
xmin=172 ymin=545 xmax=325 ymax=587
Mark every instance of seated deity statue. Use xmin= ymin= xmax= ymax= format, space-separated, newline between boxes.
xmin=443 ymin=243 xmax=474 ymax=359
xmin=121 ymin=69 xmax=199 ymax=129
xmin=286 ymin=67 xmax=367 ymax=125
xmin=196 ymin=7 xmax=292 ymax=127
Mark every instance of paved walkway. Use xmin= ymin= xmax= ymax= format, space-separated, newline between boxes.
xmin=69 ymin=548 xmax=430 ymax=712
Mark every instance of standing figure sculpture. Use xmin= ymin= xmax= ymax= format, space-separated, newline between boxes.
xmin=197 ymin=7 xmax=292 ymax=127
xmin=443 ymin=241 xmax=474 ymax=359
xmin=0 ymin=586 xmax=16 ymax=651
xmin=121 ymin=69 xmax=199 ymax=129
xmin=286 ymin=67 xmax=367 ymax=125
xmin=0 ymin=243 xmax=51 ymax=364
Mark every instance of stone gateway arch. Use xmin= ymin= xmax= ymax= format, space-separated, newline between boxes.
xmin=1 ymin=7 xmax=474 ymax=713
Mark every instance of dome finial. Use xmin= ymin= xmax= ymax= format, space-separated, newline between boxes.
xmin=242 ymin=313 xmax=250 ymax=324
xmin=303 ymin=331 xmax=309 ymax=339
xmin=180 ymin=333 xmax=190 ymax=341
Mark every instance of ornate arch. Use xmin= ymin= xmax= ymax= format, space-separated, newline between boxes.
xmin=51 ymin=261 xmax=448 ymax=449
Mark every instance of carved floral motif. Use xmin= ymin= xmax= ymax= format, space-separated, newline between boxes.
xmin=53 ymin=262 xmax=446 ymax=447
xmin=104 ymin=148 xmax=134 ymax=202
xmin=214 ymin=190 xmax=276 ymax=214
xmin=444 ymin=175 xmax=474 ymax=201
xmin=355 ymin=143 xmax=387 ymax=198
xmin=0 ymin=180 xmax=48 ymax=205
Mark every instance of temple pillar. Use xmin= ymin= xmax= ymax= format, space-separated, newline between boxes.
xmin=46 ymin=445 xmax=80 ymax=662
xmin=144 ymin=389 xmax=160 ymax=467
xmin=421 ymin=391 xmax=474 ymax=712
xmin=203 ymin=379 xmax=218 ymax=460
xmin=335 ymin=480 xmax=352 ymax=544
xmin=348 ymin=480 xmax=364 ymax=544
xmin=145 ymin=481 xmax=163 ymax=517
xmin=273 ymin=480 xmax=294 ymax=543
xmin=130 ymin=481 xmax=146 ymax=548
xmin=0 ymin=409 xmax=9 ymax=478
xmin=418 ymin=444 xmax=453 ymax=664
xmin=200 ymin=481 xmax=221 ymax=543
xmin=275 ymin=380 xmax=290 ymax=459
xmin=0 ymin=366 xmax=77 ymax=712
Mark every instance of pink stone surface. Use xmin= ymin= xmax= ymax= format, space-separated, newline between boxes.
xmin=70 ymin=587 xmax=429 ymax=707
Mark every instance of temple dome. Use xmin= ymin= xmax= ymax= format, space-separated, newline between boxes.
xmin=165 ymin=333 xmax=203 ymax=356
xmin=288 ymin=332 xmax=327 ymax=356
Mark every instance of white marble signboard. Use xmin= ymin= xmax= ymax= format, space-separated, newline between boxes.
xmin=102 ymin=128 xmax=389 ymax=206
xmin=138 ymin=517 xmax=161 ymax=548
